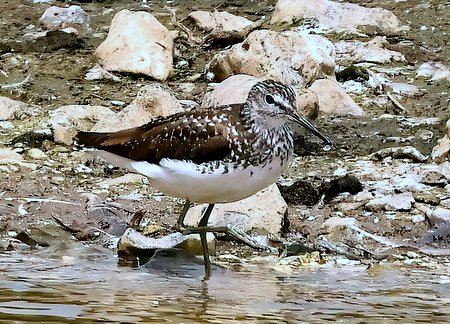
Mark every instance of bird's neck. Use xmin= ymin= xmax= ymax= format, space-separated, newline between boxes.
xmin=241 ymin=105 xmax=295 ymax=163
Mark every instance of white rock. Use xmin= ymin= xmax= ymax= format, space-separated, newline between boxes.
xmin=430 ymin=208 xmax=450 ymax=225
xmin=39 ymin=5 xmax=89 ymax=30
xmin=85 ymin=63 xmax=120 ymax=81
xmin=384 ymin=82 xmax=422 ymax=97
xmin=118 ymin=229 xmax=186 ymax=252
xmin=0 ymin=96 xmax=38 ymax=121
xmin=335 ymin=37 xmax=405 ymax=64
xmin=27 ymin=148 xmax=48 ymax=160
xmin=189 ymin=10 xmax=253 ymax=32
xmin=416 ymin=62 xmax=450 ymax=82
xmin=202 ymin=74 xmax=260 ymax=107
xmin=432 ymin=121 xmax=450 ymax=163
xmin=117 ymin=228 xmax=216 ymax=257
xmin=0 ymin=121 xmax=13 ymax=129
xmin=308 ymin=78 xmax=365 ymax=116
xmin=416 ymin=204 xmax=450 ymax=226
xmin=91 ymin=83 xmax=183 ymax=132
xmin=0 ymin=148 xmax=24 ymax=164
xmin=317 ymin=216 xmax=399 ymax=257
xmin=371 ymin=146 xmax=428 ymax=162
xmin=95 ymin=10 xmax=174 ymax=81
xmin=365 ymin=192 xmax=415 ymax=212
xmin=48 ymin=105 xmax=115 ymax=144
xmin=101 ymin=174 xmax=147 ymax=186
xmin=208 ymin=30 xmax=335 ymax=88
xmin=271 ymin=0 xmax=407 ymax=35
xmin=0 ymin=148 xmax=38 ymax=171
xmin=184 ymin=184 xmax=287 ymax=235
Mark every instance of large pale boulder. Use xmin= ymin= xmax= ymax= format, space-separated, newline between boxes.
xmin=271 ymin=0 xmax=407 ymax=35
xmin=184 ymin=184 xmax=287 ymax=235
xmin=335 ymin=37 xmax=406 ymax=64
xmin=308 ymin=79 xmax=365 ymax=116
xmin=208 ymin=30 xmax=335 ymax=88
xmin=95 ymin=10 xmax=174 ymax=80
xmin=48 ymin=105 xmax=115 ymax=144
xmin=202 ymin=74 xmax=319 ymax=119
xmin=91 ymin=83 xmax=184 ymax=132
xmin=188 ymin=10 xmax=253 ymax=32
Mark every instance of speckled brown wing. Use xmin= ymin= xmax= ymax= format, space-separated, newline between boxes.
xmin=76 ymin=104 xmax=247 ymax=165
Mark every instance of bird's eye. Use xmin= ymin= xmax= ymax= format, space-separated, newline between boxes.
xmin=265 ymin=94 xmax=275 ymax=105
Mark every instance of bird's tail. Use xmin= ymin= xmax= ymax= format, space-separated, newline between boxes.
xmin=76 ymin=131 xmax=112 ymax=149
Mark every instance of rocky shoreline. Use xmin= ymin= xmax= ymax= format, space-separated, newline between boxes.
xmin=0 ymin=0 xmax=449 ymax=274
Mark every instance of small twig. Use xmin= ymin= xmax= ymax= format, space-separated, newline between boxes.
xmin=0 ymin=72 xmax=32 ymax=89
xmin=2 ymin=197 xmax=81 ymax=206
xmin=202 ymin=19 xmax=265 ymax=48
xmin=164 ymin=5 xmax=202 ymax=46
xmin=90 ymin=93 xmax=105 ymax=100
xmin=386 ymin=92 xmax=408 ymax=114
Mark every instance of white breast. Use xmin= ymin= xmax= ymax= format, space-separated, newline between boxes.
xmin=89 ymin=150 xmax=289 ymax=204
xmin=131 ymin=157 xmax=288 ymax=204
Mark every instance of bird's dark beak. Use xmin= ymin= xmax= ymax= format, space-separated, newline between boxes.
xmin=289 ymin=112 xmax=332 ymax=146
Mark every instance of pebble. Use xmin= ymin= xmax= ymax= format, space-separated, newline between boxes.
xmin=27 ymin=148 xmax=48 ymax=160
xmin=216 ymin=254 xmax=242 ymax=264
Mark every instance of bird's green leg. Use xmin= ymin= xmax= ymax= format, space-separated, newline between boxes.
xmin=198 ymin=204 xmax=214 ymax=279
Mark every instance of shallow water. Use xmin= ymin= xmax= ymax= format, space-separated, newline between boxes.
xmin=1 ymin=247 xmax=449 ymax=323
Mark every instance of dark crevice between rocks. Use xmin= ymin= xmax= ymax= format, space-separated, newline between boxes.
xmin=278 ymin=175 xmax=363 ymax=206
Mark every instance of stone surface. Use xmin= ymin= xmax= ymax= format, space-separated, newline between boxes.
xmin=16 ymin=224 xmax=74 ymax=247
xmin=91 ymin=83 xmax=183 ymax=132
xmin=0 ymin=96 xmax=37 ymax=121
xmin=335 ymin=37 xmax=406 ymax=64
xmin=0 ymin=148 xmax=38 ymax=172
xmin=202 ymin=74 xmax=319 ymax=120
xmin=202 ymin=74 xmax=260 ymax=107
xmin=117 ymin=229 xmax=186 ymax=258
xmin=384 ymin=82 xmax=422 ymax=97
xmin=431 ymin=120 xmax=450 ymax=163
xmin=416 ymin=62 xmax=450 ymax=82
xmin=40 ymin=5 xmax=89 ymax=30
xmin=208 ymin=30 xmax=335 ymax=88
xmin=26 ymin=148 xmax=48 ymax=160
xmin=420 ymin=171 xmax=448 ymax=187
xmin=365 ymin=192 xmax=415 ymax=212
xmin=48 ymin=105 xmax=115 ymax=144
xmin=95 ymin=10 xmax=174 ymax=80
xmin=184 ymin=184 xmax=287 ymax=235
xmin=176 ymin=233 xmax=216 ymax=256
xmin=101 ymin=174 xmax=147 ymax=186
xmin=371 ymin=146 xmax=428 ymax=162
xmin=308 ymin=78 xmax=365 ymax=116
xmin=117 ymin=228 xmax=216 ymax=258
xmin=316 ymin=216 xmax=399 ymax=258
xmin=270 ymin=0 xmax=406 ymax=35
xmin=85 ymin=63 xmax=120 ymax=81
xmin=416 ymin=204 xmax=450 ymax=227
xmin=189 ymin=10 xmax=253 ymax=32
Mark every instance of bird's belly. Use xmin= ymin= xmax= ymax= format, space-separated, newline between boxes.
xmin=150 ymin=158 xmax=288 ymax=204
